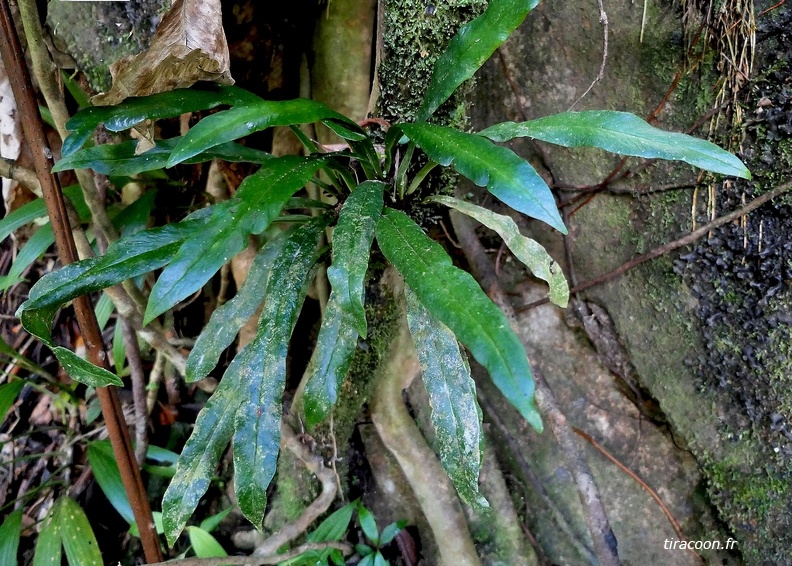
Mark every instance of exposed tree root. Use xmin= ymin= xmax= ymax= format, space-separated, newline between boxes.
xmin=251 ymin=422 xmax=338 ymax=557
xmin=369 ymin=288 xmax=482 ymax=566
xmin=451 ymin=210 xmax=621 ymax=566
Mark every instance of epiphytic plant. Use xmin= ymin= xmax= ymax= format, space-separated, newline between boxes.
xmin=16 ymin=0 xmax=749 ymax=545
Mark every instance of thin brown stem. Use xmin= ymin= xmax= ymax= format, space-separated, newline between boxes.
xmin=520 ymin=181 xmax=792 ymax=311
xmin=0 ymin=3 xmax=162 ymax=561
xmin=15 ymin=0 xmax=118 ymax=244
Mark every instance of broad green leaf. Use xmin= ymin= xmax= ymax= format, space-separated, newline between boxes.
xmin=88 ymin=440 xmax=134 ymax=523
xmin=34 ymin=497 xmax=102 ymax=566
xmin=357 ymin=544 xmax=374 ymax=557
xmin=323 ymin=119 xmax=367 ymax=142
xmin=112 ymin=189 xmax=157 ymax=238
xmin=359 ymin=553 xmax=375 ymax=566
xmin=0 ymin=186 xmax=85 ymax=242
xmin=479 ymin=111 xmax=751 ymax=179
xmin=327 ymin=180 xmax=385 ymax=338
xmin=380 ymin=520 xmax=407 ymax=546
xmin=428 ymin=196 xmax=569 ymax=307
xmin=187 ymin=526 xmax=227 ymax=558
xmin=185 ymin=232 xmax=289 ymax=382
xmin=233 ymin=218 xmax=328 ymax=527
xmin=199 ymin=506 xmax=235 ymax=533
xmin=373 ymin=552 xmax=388 ymax=566
xmin=58 ymin=497 xmax=103 ymax=566
xmin=54 ymin=138 xmax=271 ymax=176
xmin=357 ymin=503 xmax=379 ymax=546
xmin=405 ymin=287 xmax=486 ymax=507
xmin=301 ymin=292 xmax=359 ymax=428
xmin=0 ymin=509 xmax=22 ymax=565
xmin=167 ymin=98 xmax=361 ymax=166
xmin=0 ymin=381 xmax=24 ymax=426
xmin=398 ymin=123 xmax=565 ymax=233
xmin=17 ymin=210 xmax=212 ymax=386
xmin=33 ymin=503 xmax=61 ymax=566
xmin=162 ymin=372 xmax=239 ymax=545
xmin=63 ymin=85 xmax=259 ymax=156
xmin=376 ymin=208 xmax=542 ymax=432
xmin=20 ymin=207 xmax=213 ymax=315
xmin=417 ymin=0 xmax=538 ymax=121
xmin=55 ymin=348 xmax=124 ymax=387
xmin=144 ymin=156 xmax=327 ymax=324
xmin=307 ymin=501 xmax=357 ymax=543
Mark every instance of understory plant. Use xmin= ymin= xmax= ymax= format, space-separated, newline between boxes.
xmin=15 ymin=0 xmax=749 ymax=547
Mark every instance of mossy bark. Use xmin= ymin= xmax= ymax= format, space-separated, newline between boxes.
xmin=469 ymin=0 xmax=792 ymax=563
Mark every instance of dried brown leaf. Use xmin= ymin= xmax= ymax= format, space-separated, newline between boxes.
xmin=91 ymin=0 xmax=233 ymax=106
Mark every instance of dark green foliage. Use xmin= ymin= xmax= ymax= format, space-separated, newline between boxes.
xmin=16 ymin=0 xmax=749 ymax=546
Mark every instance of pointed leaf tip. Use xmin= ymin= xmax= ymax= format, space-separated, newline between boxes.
xmin=399 ymin=123 xmax=566 ymax=233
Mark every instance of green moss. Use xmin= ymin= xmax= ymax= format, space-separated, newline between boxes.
xmin=46 ymin=1 xmax=165 ymax=92
xmin=377 ymin=0 xmax=486 ymax=124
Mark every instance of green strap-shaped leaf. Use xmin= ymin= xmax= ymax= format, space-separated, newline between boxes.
xmin=88 ymin=440 xmax=134 ymax=523
xmin=405 ymin=286 xmax=486 ymax=507
xmin=16 ymin=209 xmax=212 ymax=387
xmin=20 ymin=208 xmax=212 ymax=315
xmin=398 ymin=123 xmax=566 ymax=233
xmin=301 ymin=292 xmax=359 ymax=428
xmin=144 ymin=156 xmax=327 ymax=324
xmin=33 ymin=503 xmax=61 ymax=566
xmin=416 ymin=0 xmax=538 ymax=121
xmin=429 ymin=196 xmax=569 ymax=307
xmin=0 ymin=185 xmax=85 ymax=242
xmin=185 ymin=231 xmax=289 ymax=382
xmin=307 ymin=501 xmax=356 ymax=543
xmin=0 ymin=224 xmax=54 ymax=292
xmin=34 ymin=497 xmax=102 ymax=566
xmin=327 ymin=180 xmax=385 ymax=338
xmin=233 ymin=219 xmax=327 ymax=527
xmin=0 ymin=509 xmax=22 ymax=565
xmin=198 ymin=506 xmax=235 ymax=533
xmin=376 ymin=208 xmax=542 ymax=432
xmin=63 ymin=85 xmax=259 ymax=156
xmin=167 ymin=99 xmax=362 ymax=167
xmin=187 ymin=527 xmax=228 ymax=558
xmin=54 ymin=137 xmax=272 ymax=176
xmin=162 ymin=370 xmax=240 ymax=545
xmin=58 ymin=497 xmax=103 ymax=566
xmin=357 ymin=502 xmax=379 ymax=546
xmin=479 ymin=110 xmax=751 ymax=179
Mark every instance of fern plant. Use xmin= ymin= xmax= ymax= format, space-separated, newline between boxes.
xmin=15 ymin=0 xmax=749 ymax=545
